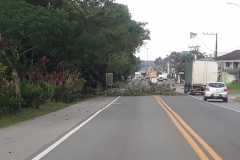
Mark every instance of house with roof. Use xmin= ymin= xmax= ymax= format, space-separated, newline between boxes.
xmin=216 ymin=50 xmax=240 ymax=83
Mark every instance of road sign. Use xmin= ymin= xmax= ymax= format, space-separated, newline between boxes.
xmin=182 ymin=51 xmax=190 ymax=54
xmin=106 ymin=73 xmax=113 ymax=86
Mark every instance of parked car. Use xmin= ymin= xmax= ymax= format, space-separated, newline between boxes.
xmin=203 ymin=82 xmax=228 ymax=102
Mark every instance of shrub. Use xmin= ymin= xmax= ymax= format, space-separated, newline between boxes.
xmin=21 ymin=82 xmax=42 ymax=108
xmin=63 ymin=93 xmax=81 ymax=103
xmin=0 ymin=94 xmax=22 ymax=117
xmin=226 ymin=82 xmax=240 ymax=90
xmin=37 ymin=81 xmax=56 ymax=101
xmin=65 ymin=78 xmax=86 ymax=93
xmin=234 ymin=69 xmax=240 ymax=82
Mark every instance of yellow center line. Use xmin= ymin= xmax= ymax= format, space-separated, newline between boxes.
xmin=155 ymin=95 xmax=223 ymax=160
xmin=154 ymin=95 xmax=209 ymax=160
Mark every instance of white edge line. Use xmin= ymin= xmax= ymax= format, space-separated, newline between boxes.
xmin=32 ymin=96 xmax=121 ymax=160
xmin=189 ymin=95 xmax=240 ymax=113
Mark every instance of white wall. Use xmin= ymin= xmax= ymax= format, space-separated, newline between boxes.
xmin=229 ymin=74 xmax=235 ymax=83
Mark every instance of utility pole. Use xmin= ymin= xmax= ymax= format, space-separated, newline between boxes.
xmin=146 ymin=48 xmax=149 ymax=71
xmin=203 ymin=32 xmax=218 ymax=59
xmin=188 ymin=45 xmax=201 ymax=60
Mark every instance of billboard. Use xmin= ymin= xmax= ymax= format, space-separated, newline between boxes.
xmin=182 ymin=51 xmax=190 ymax=54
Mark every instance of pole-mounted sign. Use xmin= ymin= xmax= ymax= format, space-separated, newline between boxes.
xmin=106 ymin=73 xmax=113 ymax=86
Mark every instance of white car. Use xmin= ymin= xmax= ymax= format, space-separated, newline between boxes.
xmin=149 ymin=76 xmax=158 ymax=84
xmin=203 ymin=82 xmax=228 ymax=102
xmin=157 ymin=75 xmax=164 ymax=81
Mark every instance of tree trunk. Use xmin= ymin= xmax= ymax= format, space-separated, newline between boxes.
xmin=1 ymin=50 xmax=22 ymax=109
xmin=12 ymin=67 xmax=21 ymax=109
xmin=97 ymin=81 xmax=103 ymax=90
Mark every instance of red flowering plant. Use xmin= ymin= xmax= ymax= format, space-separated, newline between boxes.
xmin=28 ymin=56 xmax=68 ymax=86
xmin=28 ymin=56 xmax=85 ymax=100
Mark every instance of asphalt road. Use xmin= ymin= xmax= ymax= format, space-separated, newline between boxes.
xmin=161 ymin=95 xmax=240 ymax=160
xmin=175 ymin=84 xmax=240 ymax=112
xmin=31 ymin=95 xmax=240 ymax=160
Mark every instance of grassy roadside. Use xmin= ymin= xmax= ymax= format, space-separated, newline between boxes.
xmin=227 ymin=82 xmax=240 ymax=102
xmin=228 ymin=88 xmax=240 ymax=95
xmin=0 ymin=94 xmax=97 ymax=129
xmin=227 ymin=82 xmax=240 ymax=95
xmin=232 ymin=97 xmax=240 ymax=102
xmin=0 ymin=95 xmax=96 ymax=129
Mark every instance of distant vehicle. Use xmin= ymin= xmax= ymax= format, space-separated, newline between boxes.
xmin=157 ymin=76 xmax=164 ymax=81
xmin=149 ymin=75 xmax=158 ymax=84
xmin=203 ymin=82 xmax=228 ymax=102
xmin=157 ymin=72 xmax=167 ymax=81
xmin=133 ymin=72 xmax=142 ymax=80
xmin=147 ymin=69 xmax=157 ymax=79
xmin=184 ymin=60 xmax=218 ymax=95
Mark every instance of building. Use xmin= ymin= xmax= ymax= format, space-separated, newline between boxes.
xmin=216 ymin=50 xmax=240 ymax=83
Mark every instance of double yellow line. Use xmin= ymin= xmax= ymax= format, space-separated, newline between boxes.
xmin=154 ymin=95 xmax=223 ymax=160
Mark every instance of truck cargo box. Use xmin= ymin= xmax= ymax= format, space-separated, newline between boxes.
xmin=184 ymin=60 xmax=218 ymax=94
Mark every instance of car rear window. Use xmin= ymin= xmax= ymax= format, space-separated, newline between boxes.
xmin=208 ymin=83 xmax=225 ymax=88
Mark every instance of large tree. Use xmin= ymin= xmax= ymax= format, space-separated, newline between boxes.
xmin=0 ymin=0 xmax=150 ymax=95
xmin=0 ymin=0 xmax=76 ymax=101
xmin=62 ymin=0 xmax=150 ymax=87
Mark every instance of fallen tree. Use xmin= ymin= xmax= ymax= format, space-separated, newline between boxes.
xmin=102 ymin=81 xmax=185 ymax=96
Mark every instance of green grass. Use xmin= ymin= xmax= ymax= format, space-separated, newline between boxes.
xmin=226 ymin=82 xmax=240 ymax=95
xmin=0 ymin=102 xmax=76 ymax=129
xmin=229 ymin=89 xmax=240 ymax=94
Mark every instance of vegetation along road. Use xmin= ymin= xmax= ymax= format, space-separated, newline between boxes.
xmin=1 ymin=82 xmax=240 ymax=160
xmin=1 ymin=0 xmax=240 ymax=160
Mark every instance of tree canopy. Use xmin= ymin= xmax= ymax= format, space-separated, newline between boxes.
xmin=0 ymin=0 xmax=150 ymax=113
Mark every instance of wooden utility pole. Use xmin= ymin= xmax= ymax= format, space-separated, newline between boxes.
xmin=146 ymin=48 xmax=149 ymax=71
xmin=203 ymin=32 xmax=218 ymax=59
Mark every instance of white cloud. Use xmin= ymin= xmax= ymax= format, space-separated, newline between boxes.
xmin=116 ymin=0 xmax=240 ymax=60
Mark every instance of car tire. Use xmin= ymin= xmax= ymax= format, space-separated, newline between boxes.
xmin=223 ymin=98 xmax=228 ymax=103
xmin=203 ymin=97 xmax=207 ymax=101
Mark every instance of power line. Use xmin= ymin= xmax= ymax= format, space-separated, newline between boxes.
xmin=194 ymin=37 xmax=215 ymax=52
xmin=223 ymin=46 xmax=240 ymax=51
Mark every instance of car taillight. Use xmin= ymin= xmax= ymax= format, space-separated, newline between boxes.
xmin=224 ymin=88 xmax=228 ymax=92
xmin=205 ymin=87 xmax=209 ymax=91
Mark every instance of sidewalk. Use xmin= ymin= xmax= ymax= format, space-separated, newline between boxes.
xmin=0 ymin=96 xmax=117 ymax=160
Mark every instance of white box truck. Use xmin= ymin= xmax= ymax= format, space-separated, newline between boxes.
xmin=184 ymin=60 xmax=218 ymax=94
